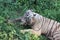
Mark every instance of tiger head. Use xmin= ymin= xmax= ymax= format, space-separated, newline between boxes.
xmin=20 ymin=10 xmax=42 ymax=26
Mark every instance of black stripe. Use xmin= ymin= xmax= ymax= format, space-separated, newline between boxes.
xmin=53 ymin=34 xmax=60 ymax=39
xmin=53 ymin=30 xmax=60 ymax=36
xmin=33 ymin=16 xmax=44 ymax=31
xmin=46 ymin=18 xmax=51 ymax=36
xmin=47 ymin=20 xmax=55 ymax=36
xmin=39 ymin=16 xmax=44 ymax=30
xmin=52 ymin=21 xmax=57 ymax=34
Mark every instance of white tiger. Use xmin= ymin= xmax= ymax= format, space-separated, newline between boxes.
xmin=10 ymin=10 xmax=60 ymax=40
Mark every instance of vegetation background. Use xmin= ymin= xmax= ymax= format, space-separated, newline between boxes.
xmin=0 ymin=0 xmax=60 ymax=40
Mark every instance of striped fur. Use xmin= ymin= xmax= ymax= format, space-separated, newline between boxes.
xmin=13 ymin=10 xmax=60 ymax=40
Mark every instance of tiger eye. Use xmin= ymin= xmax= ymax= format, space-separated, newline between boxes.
xmin=33 ymin=14 xmax=36 ymax=16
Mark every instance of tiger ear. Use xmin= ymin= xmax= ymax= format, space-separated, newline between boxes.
xmin=27 ymin=9 xmax=33 ymax=12
xmin=30 ymin=9 xmax=33 ymax=12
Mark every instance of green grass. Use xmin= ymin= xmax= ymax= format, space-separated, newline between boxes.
xmin=0 ymin=0 xmax=60 ymax=40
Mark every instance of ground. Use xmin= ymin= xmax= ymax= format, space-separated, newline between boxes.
xmin=0 ymin=0 xmax=60 ymax=40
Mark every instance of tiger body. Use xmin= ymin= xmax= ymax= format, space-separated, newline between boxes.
xmin=11 ymin=10 xmax=60 ymax=40
xmin=33 ymin=15 xmax=60 ymax=40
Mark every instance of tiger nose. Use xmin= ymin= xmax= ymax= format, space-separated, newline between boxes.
xmin=26 ymin=17 xmax=30 ymax=21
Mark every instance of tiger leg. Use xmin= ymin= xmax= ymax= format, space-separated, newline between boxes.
xmin=20 ymin=29 xmax=41 ymax=36
xmin=53 ymin=28 xmax=60 ymax=40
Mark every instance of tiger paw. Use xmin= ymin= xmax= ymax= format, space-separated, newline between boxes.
xmin=20 ymin=30 xmax=26 ymax=34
